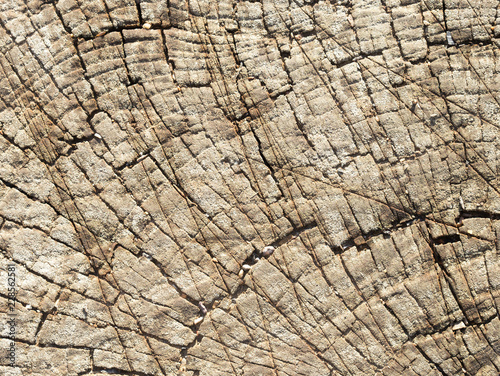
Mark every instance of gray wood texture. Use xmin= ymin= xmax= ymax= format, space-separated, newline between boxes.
xmin=0 ymin=0 xmax=499 ymax=375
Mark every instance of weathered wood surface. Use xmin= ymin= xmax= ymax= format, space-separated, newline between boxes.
xmin=1 ymin=0 xmax=499 ymax=375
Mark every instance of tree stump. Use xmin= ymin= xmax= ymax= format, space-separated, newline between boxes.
xmin=0 ymin=0 xmax=499 ymax=375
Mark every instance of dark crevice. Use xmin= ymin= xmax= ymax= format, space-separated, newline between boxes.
xmin=75 ymin=23 xmax=174 ymax=41
xmin=432 ymin=233 xmax=461 ymax=245
xmin=273 ymin=220 xmax=317 ymax=248
xmin=414 ymin=343 xmax=448 ymax=376
xmin=119 ymin=30 xmax=140 ymax=86
xmin=134 ymin=0 xmax=143 ymax=26
xmin=34 ymin=311 xmax=49 ymax=342
xmin=142 ymin=251 xmax=202 ymax=308
xmin=331 ymin=215 xmax=426 ymax=254
xmin=181 ymin=82 xmax=211 ymax=89
xmin=459 ymin=210 xmax=500 ymax=220
xmin=230 ymin=283 xmax=249 ymax=302
xmin=380 ymin=0 xmax=405 ymax=61
xmin=248 ymin=126 xmax=282 ymax=190
xmin=86 ymin=109 xmax=102 ymax=125
xmin=288 ymin=98 xmax=315 ymax=149
xmin=91 ymin=368 xmax=152 ymax=376
xmin=429 ymin=240 xmax=475 ymax=325
xmin=455 ymin=208 xmax=500 ymax=227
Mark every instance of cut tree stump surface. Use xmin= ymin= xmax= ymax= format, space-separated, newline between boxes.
xmin=0 ymin=0 xmax=499 ymax=375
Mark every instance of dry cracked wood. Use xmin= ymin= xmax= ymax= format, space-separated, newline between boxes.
xmin=0 ymin=0 xmax=500 ymax=375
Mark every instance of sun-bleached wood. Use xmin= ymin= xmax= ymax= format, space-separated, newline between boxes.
xmin=0 ymin=0 xmax=499 ymax=375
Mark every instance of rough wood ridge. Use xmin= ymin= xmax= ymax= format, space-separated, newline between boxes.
xmin=0 ymin=0 xmax=499 ymax=375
